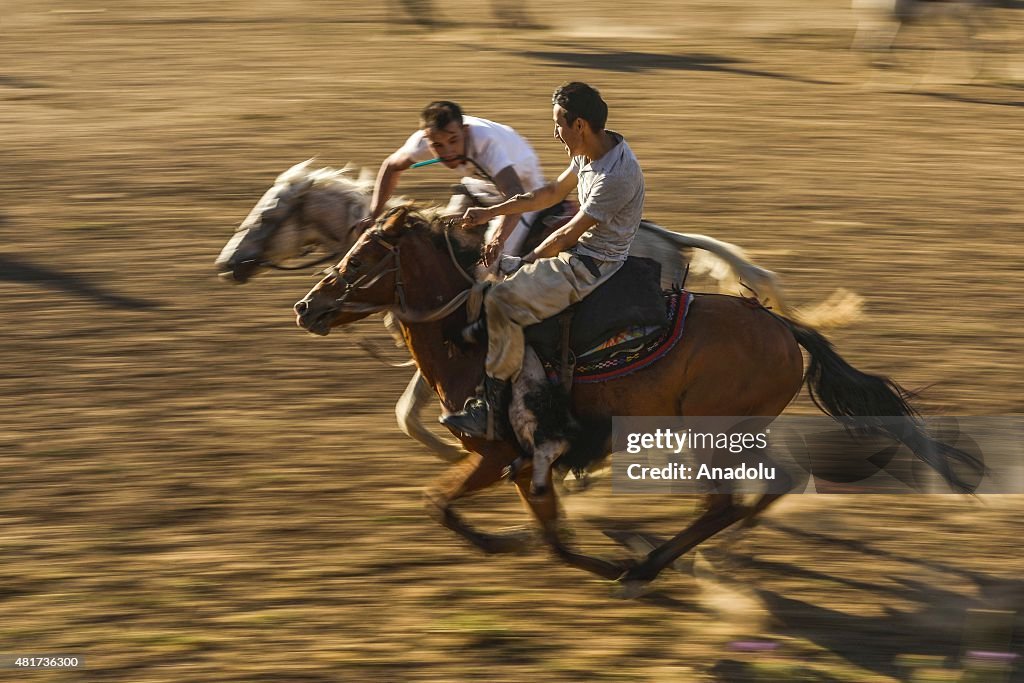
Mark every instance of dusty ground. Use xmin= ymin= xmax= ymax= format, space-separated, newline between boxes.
xmin=1 ymin=1 xmax=1022 ymax=680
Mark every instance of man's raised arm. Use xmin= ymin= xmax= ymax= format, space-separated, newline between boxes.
xmin=365 ymin=150 xmax=415 ymax=224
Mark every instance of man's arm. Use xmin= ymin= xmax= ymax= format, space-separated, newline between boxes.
xmin=464 ymin=165 xmax=578 ymax=226
xmin=486 ymin=165 xmax=527 ymax=250
xmin=522 ymin=171 xmax=638 ymax=262
xmin=368 ymin=151 xmax=414 ymax=220
xmin=522 ymin=211 xmax=598 ymax=263
xmin=491 ymin=165 xmax=526 ymax=204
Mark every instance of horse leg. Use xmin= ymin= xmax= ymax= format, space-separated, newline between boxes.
xmin=396 ymin=370 xmax=465 ymax=463
xmin=739 ymin=493 xmax=786 ymax=529
xmin=958 ymin=1 xmax=990 ymax=81
xmin=396 ymin=0 xmax=442 ymax=28
xmin=852 ymin=1 xmax=903 ymax=63
xmin=738 ymin=448 xmax=794 ymax=528
xmin=618 ymin=495 xmax=748 ymax=587
xmin=618 ymin=494 xmax=748 ymax=589
xmin=424 ymin=450 xmax=537 ymax=554
xmin=511 ymin=466 xmax=630 ymax=580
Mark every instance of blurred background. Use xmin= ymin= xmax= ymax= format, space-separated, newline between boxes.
xmin=1 ymin=0 xmax=1022 ymax=680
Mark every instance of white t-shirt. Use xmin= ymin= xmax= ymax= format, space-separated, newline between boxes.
xmin=398 ymin=115 xmax=546 ymax=193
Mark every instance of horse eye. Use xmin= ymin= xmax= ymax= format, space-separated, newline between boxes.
xmin=349 ymin=258 xmax=362 ymax=269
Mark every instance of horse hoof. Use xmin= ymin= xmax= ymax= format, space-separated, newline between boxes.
xmin=480 ymin=527 xmax=537 ymax=555
xmin=615 ymin=578 xmax=655 ymax=600
xmin=434 ymin=445 xmax=468 ymax=464
xmin=739 ymin=514 xmax=762 ymax=530
xmin=504 ymin=458 xmax=526 ymax=484
xmin=617 ymin=561 xmax=657 ymax=582
xmin=481 ymin=538 xmax=525 ymax=555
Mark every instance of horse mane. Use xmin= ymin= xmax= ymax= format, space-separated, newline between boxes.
xmin=386 ymin=205 xmax=486 ymax=275
xmin=275 ymin=158 xmax=374 ymax=198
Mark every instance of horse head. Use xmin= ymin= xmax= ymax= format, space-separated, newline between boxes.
xmin=294 ymin=205 xmax=422 ymax=336
xmin=216 ymin=159 xmax=372 ymax=283
xmin=294 ymin=205 xmax=483 ymax=336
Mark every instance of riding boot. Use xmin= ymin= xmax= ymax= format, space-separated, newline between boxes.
xmin=440 ymin=375 xmax=510 ymax=441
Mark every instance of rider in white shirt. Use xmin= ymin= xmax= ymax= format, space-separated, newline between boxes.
xmin=358 ymin=101 xmax=548 ymax=263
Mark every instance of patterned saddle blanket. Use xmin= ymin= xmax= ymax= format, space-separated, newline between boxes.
xmin=539 ymin=289 xmax=693 ymax=384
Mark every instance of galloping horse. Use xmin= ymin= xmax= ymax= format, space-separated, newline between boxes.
xmin=292 ymin=207 xmax=982 ymax=593
xmin=218 ymin=160 xmax=862 ymax=466
xmin=852 ymin=0 xmax=997 ymax=76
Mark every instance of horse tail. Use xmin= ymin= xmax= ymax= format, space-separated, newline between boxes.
xmin=638 ymin=222 xmax=787 ymax=307
xmin=638 ymin=222 xmax=863 ymax=330
xmin=781 ymin=317 xmax=985 ymax=493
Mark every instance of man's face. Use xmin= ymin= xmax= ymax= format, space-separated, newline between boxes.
xmin=424 ymin=121 xmax=467 ymax=168
xmin=553 ymin=104 xmax=582 ymax=157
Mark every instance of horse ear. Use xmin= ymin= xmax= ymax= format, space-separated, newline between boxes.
xmin=380 ymin=203 xmax=414 ymax=236
xmin=277 ymin=158 xmax=316 ymax=183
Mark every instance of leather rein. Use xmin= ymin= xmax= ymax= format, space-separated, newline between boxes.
xmin=324 ymin=215 xmax=477 ymax=325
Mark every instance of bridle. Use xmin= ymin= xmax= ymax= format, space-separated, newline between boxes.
xmin=326 ymin=228 xmax=407 ymax=313
xmin=320 ymin=210 xmax=478 ymax=324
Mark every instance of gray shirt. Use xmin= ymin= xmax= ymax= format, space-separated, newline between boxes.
xmin=569 ymin=131 xmax=644 ymax=262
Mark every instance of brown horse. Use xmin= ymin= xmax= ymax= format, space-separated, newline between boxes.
xmin=292 ymin=206 xmax=982 ymax=592
xmin=216 ymin=160 xmax=862 ymax=468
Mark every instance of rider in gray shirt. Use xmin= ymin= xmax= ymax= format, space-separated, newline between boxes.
xmin=570 ymin=132 xmax=644 ymax=262
xmin=442 ymin=82 xmax=645 ymax=441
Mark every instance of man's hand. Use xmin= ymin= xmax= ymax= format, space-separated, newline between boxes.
xmin=461 ymin=206 xmax=493 ymax=228
xmin=352 ymin=216 xmax=376 ymax=234
xmin=498 ymin=255 xmax=526 ymax=276
xmin=482 ymin=236 xmax=503 ymax=267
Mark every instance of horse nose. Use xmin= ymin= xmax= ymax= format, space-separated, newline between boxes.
xmin=216 ymin=255 xmax=258 ymax=284
xmin=294 ymin=300 xmax=308 ymax=316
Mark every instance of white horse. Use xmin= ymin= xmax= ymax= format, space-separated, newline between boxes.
xmin=217 ymin=159 xmax=863 ymax=463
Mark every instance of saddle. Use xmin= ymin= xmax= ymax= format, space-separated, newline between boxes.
xmin=524 ymin=256 xmax=668 ymax=386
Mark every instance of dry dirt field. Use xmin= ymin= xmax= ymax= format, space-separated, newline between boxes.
xmin=1 ymin=1 xmax=1023 ymax=680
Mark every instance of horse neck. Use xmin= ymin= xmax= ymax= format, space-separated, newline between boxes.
xmin=306 ymin=181 xmax=371 ymax=246
xmin=397 ymin=230 xmax=484 ymax=411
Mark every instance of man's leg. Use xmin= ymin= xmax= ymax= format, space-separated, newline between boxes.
xmin=483 ymin=291 xmax=527 ymax=383
xmin=439 ymin=292 xmax=525 ymax=441
xmin=441 ymin=254 xmax=614 ymax=440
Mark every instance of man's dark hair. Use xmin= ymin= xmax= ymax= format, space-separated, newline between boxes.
xmin=552 ymin=82 xmax=607 ymax=132
xmin=420 ymin=101 xmax=464 ymax=130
